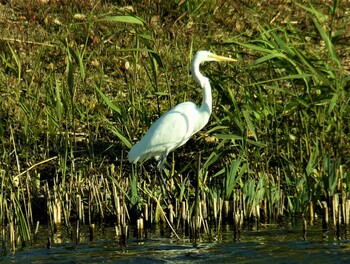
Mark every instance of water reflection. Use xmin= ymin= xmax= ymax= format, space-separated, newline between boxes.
xmin=1 ymin=222 xmax=350 ymax=263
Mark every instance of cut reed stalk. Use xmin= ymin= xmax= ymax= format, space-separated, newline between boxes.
xmin=120 ymin=224 xmax=128 ymax=247
xmin=255 ymin=204 xmax=260 ymax=229
xmin=136 ymin=218 xmax=144 ymax=239
xmin=337 ymin=203 xmax=341 ymax=239
xmin=233 ymin=210 xmax=243 ymax=242
xmin=168 ymin=204 xmax=174 ymax=225
xmin=201 ymin=199 xmax=207 ymax=221
xmin=332 ymin=194 xmax=339 ymax=227
xmin=213 ymin=197 xmax=217 ymax=223
xmin=45 ymin=182 xmax=54 ymax=232
xmin=341 ymin=193 xmax=346 ymax=225
xmin=346 ymin=200 xmax=350 ymax=225
xmin=218 ymin=197 xmax=223 ymax=230
xmin=34 ymin=221 xmax=40 ymax=240
xmin=9 ymin=222 xmax=15 ymax=253
xmin=262 ymin=197 xmax=268 ymax=224
xmin=223 ymin=200 xmax=229 ymax=219
xmin=76 ymin=194 xmax=81 ymax=244
xmin=303 ymin=217 xmax=307 ymax=241
xmin=309 ymin=201 xmax=314 ymax=225
xmin=137 ymin=218 xmax=144 ymax=230
xmin=181 ymin=201 xmax=187 ymax=225
xmin=150 ymin=202 xmax=154 ymax=224
xmin=174 ymin=199 xmax=178 ymax=222
xmin=53 ymin=198 xmax=62 ymax=227
xmin=345 ymin=200 xmax=350 ymax=239
xmin=89 ymin=223 xmax=95 ymax=241
xmin=192 ymin=153 xmax=201 ymax=239
xmin=321 ymin=201 xmax=329 ymax=237
xmin=144 ymin=203 xmax=149 ymax=224
xmin=113 ymin=185 xmax=121 ymax=225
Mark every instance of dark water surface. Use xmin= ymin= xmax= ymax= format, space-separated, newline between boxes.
xmin=2 ymin=223 xmax=350 ymax=263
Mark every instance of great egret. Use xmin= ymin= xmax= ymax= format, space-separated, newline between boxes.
xmin=128 ymin=50 xmax=236 ymax=172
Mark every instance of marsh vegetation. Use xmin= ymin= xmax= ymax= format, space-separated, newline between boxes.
xmin=0 ymin=0 xmax=349 ymax=254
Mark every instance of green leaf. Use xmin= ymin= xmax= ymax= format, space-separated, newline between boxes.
xmin=67 ymin=59 xmax=74 ymax=97
xmin=243 ymin=110 xmax=257 ymax=141
xmin=312 ymin=17 xmax=340 ymax=66
xmin=253 ymin=52 xmax=287 ymax=65
xmin=94 ymin=84 xmax=121 ymax=115
xmin=328 ymin=93 xmax=338 ymax=114
xmin=227 ymin=40 xmax=275 ymax=55
xmin=68 ymin=47 xmax=86 ymax=81
xmin=97 ymin=15 xmax=144 ymax=25
xmin=0 ymin=122 xmax=3 ymax=139
xmin=293 ymin=49 xmax=331 ymax=86
xmin=101 ymin=116 xmax=132 ymax=148
xmin=215 ymin=134 xmax=243 ymax=140
xmin=214 ymin=134 xmax=265 ymax=147
xmin=130 ymin=172 xmax=139 ymax=206
xmin=270 ymin=30 xmax=296 ymax=57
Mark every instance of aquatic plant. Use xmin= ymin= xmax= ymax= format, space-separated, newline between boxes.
xmin=0 ymin=0 xmax=349 ymax=253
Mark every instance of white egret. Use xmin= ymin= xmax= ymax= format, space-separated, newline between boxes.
xmin=128 ymin=50 xmax=236 ymax=172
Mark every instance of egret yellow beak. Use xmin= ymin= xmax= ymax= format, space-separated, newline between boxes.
xmin=209 ymin=53 xmax=237 ymax=62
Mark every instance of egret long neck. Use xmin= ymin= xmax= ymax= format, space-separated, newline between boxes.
xmin=191 ymin=61 xmax=212 ymax=116
xmin=200 ymin=80 xmax=212 ymax=114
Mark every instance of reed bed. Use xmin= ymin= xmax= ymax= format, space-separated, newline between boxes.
xmin=0 ymin=0 xmax=349 ymax=253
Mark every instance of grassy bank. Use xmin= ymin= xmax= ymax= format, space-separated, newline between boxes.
xmin=0 ymin=0 xmax=349 ymax=252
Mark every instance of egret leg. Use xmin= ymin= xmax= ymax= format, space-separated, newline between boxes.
xmin=156 ymin=155 xmax=167 ymax=171
xmin=157 ymin=155 xmax=171 ymax=202
xmin=158 ymin=169 xmax=167 ymax=198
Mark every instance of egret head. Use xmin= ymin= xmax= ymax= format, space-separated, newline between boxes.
xmin=191 ymin=50 xmax=236 ymax=86
xmin=194 ymin=50 xmax=237 ymax=63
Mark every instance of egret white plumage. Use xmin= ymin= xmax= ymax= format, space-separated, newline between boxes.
xmin=128 ymin=50 xmax=236 ymax=172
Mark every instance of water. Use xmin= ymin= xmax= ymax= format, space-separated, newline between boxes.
xmin=1 ymin=223 xmax=350 ymax=263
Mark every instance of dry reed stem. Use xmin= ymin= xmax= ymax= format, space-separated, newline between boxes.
xmin=309 ymin=201 xmax=314 ymax=225
xmin=345 ymin=200 xmax=350 ymax=226
xmin=14 ymin=157 xmax=58 ymax=178
xmin=154 ymin=198 xmax=180 ymax=240
xmin=53 ymin=198 xmax=62 ymax=226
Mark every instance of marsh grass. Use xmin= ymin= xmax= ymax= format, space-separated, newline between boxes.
xmin=0 ymin=0 xmax=349 ymax=252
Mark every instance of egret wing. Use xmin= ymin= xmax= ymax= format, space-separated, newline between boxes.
xmin=128 ymin=102 xmax=200 ymax=163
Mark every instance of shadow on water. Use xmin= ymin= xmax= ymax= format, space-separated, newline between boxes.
xmin=2 ymin=222 xmax=350 ymax=263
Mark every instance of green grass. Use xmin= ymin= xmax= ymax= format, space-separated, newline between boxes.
xmin=0 ymin=0 xmax=349 ymax=251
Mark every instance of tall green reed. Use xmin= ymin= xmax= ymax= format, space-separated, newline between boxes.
xmin=217 ymin=1 xmax=349 ymax=224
